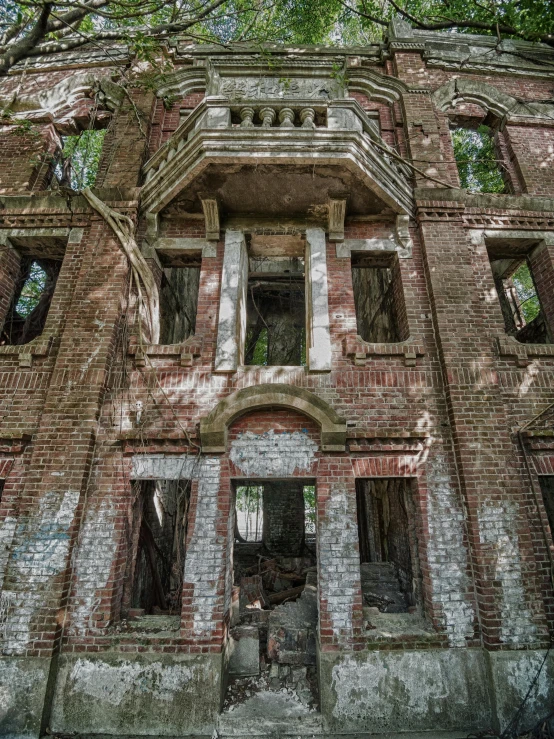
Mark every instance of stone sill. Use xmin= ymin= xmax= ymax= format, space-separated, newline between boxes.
xmin=128 ymin=336 xmax=203 ymax=367
xmin=363 ymin=608 xmax=439 ymax=645
xmin=344 ymin=335 xmax=425 ymax=366
xmin=0 ymin=432 xmax=33 ymax=453
xmin=496 ymin=335 xmax=554 ymax=366
xmin=0 ymin=333 xmax=55 ymax=366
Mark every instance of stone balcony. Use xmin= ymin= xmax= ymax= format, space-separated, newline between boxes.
xmin=140 ymin=96 xmax=413 ymax=219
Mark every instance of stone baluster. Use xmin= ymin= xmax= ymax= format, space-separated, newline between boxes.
xmin=239 ymin=107 xmax=255 ymax=127
xmin=278 ymin=108 xmax=295 ymax=128
xmin=300 ymin=108 xmax=316 ymax=129
xmin=259 ymin=107 xmax=276 ymax=128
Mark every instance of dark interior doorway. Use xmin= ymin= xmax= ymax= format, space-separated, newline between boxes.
xmin=225 ymin=480 xmax=319 ymax=710
xmin=128 ymin=479 xmax=191 ymax=615
xmin=356 ymin=478 xmax=419 ymax=613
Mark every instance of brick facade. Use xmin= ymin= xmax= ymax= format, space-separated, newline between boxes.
xmin=1 ymin=20 xmax=554 ymax=738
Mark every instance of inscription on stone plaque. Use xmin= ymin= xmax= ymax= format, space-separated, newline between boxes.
xmin=218 ymin=76 xmax=339 ymax=100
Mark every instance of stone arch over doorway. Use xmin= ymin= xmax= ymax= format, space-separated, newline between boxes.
xmin=199 ymin=383 xmax=347 ymax=453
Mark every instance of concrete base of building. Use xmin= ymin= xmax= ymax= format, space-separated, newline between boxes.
xmin=1 ymin=647 xmax=553 ymax=737
xmin=48 ymin=652 xmax=224 ymax=737
xmin=318 ymin=647 xmax=554 ymax=734
xmin=0 ymin=656 xmax=53 ymax=739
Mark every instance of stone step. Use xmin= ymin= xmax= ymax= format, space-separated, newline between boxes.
xmin=218 ymin=690 xmax=324 ymax=736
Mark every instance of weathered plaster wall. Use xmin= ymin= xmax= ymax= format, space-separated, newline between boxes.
xmin=319 ymin=648 xmax=493 ymax=732
xmin=50 ymin=653 xmax=222 ymax=736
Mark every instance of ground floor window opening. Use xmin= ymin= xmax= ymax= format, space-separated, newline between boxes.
xmin=125 ymin=479 xmax=191 ymax=620
xmin=356 ymin=478 xmax=419 ymax=614
xmin=223 ymin=480 xmax=319 ymax=714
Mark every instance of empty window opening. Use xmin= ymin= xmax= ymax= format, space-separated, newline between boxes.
xmin=128 ymin=479 xmax=190 ymax=616
xmin=356 ymin=479 xmax=419 ymax=613
xmin=234 ymin=482 xmax=315 ymax=549
xmin=451 ymin=124 xmax=505 ymax=194
xmin=539 ymin=477 xmax=554 ymax=541
xmin=1 ymin=257 xmax=61 ymax=346
xmin=233 ymin=480 xmax=317 ymax=603
xmin=159 ymin=260 xmax=201 ymax=345
xmin=0 ymin=479 xmax=4 ymax=501
xmin=228 ymin=480 xmax=319 ymax=704
xmin=243 ymin=233 xmax=307 ymax=367
xmin=351 ymin=252 xmax=409 ymax=344
xmin=245 ymin=255 xmax=306 ymax=366
xmin=489 ymin=254 xmax=550 ymax=344
xmin=56 ymin=129 xmax=107 ymax=190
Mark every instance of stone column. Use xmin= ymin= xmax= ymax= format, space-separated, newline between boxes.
xmin=214 ymin=230 xmax=248 ymax=372
xmin=306 ymin=228 xmax=332 ymax=372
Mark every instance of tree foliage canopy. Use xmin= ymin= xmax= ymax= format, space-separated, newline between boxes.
xmin=1 ymin=0 xmax=553 ymax=77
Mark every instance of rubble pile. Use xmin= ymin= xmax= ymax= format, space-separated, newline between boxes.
xmin=225 ymin=552 xmax=319 ymax=711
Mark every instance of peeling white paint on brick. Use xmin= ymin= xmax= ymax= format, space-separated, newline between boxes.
xmin=478 ymin=500 xmax=536 ymax=646
xmin=426 ymin=454 xmax=475 ymax=647
xmin=69 ymin=498 xmax=118 ymax=636
xmin=184 ymin=458 xmax=222 ymax=638
xmin=318 ymin=484 xmax=358 ymax=641
xmin=3 ymin=489 xmax=79 ymax=654
xmin=131 ymin=454 xmax=200 ymax=480
xmin=0 ymin=515 xmax=17 ymax=585
xmin=229 ymin=430 xmax=317 ymax=477
xmin=68 ymin=658 xmax=198 ymax=705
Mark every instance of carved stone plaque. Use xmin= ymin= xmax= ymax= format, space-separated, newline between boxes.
xmin=217 ymin=76 xmax=340 ymax=101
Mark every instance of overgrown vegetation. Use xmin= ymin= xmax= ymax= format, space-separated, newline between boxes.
xmin=512 ymin=262 xmax=540 ymax=324
xmin=15 ymin=261 xmax=47 ymax=317
xmin=1 ymin=0 xmax=553 ymax=78
xmin=58 ymin=129 xmax=107 ymax=190
xmin=451 ymin=125 xmax=506 ymax=194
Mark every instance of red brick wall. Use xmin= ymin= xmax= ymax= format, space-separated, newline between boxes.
xmin=1 ymin=47 xmax=554 ymax=679
xmin=505 ymin=125 xmax=554 ymax=196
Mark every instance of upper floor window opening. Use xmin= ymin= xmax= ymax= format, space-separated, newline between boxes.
xmin=351 ymin=251 xmax=409 ymax=344
xmin=158 ymin=253 xmax=201 ymax=346
xmin=488 ymin=243 xmax=551 ymax=345
xmin=1 ymin=256 xmax=61 ymax=346
xmin=56 ymin=128 xmax=107 ymax=191
xmin=245 ymin=234 xmax=306 ymax=367
xmin=450 ymin=123 xmax=506 ymax=194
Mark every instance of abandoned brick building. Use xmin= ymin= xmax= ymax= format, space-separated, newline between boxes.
xmin=2 ymin=16 xmax=554 ymax=738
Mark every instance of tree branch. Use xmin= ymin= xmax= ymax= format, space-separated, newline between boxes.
xmin=0 ymin=3 xmax=52 ymax=75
